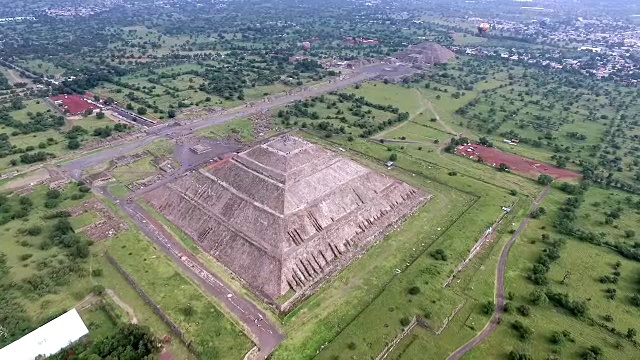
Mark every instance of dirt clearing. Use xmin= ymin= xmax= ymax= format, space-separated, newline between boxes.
xmin=456 ymin=143 xmax=581 ymax=179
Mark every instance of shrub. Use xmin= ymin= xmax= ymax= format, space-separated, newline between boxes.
xmin=182 ymin=304 xmax=194 ymax=317
xmin=448 ymin=171 xmax=458 ymax=176
xmin=581 ymin=345 xmax=603 ymax=360
xmin=46 ymin=189 xmax=61 ymax=199
xmin=430 ymin=249 xmax=448 ymax=261
xmin=503 ymin=302 xmax=513 ymax=313
xmin=517 ymin=305 xmax=531 ymax=317
xmin=400 ymin=317 xmax=411 ymax=327
xmin=481 ymin=301 xmax=494 ymax=315
xmin=27 ymin=225 xmax=42 ymax=236
xmin=44 ymin=199 xmax=59 ymax=209
xmin=508 ymin=350 xmax=533 ymax=360
xmin=19 ymin=253 xmax=33 ymax=261
xmin=511 ymin=320 xmax=533 ymax=341
xmin=92 ymin=284 xmax=105 ymax=295
xmin=70 ymin=193 xmax=85 ymax=200
xmin=408 ymin=286 xmax=421 ymax=295
xmin=550 ymin=331 xmax=564 ymax=345
xmin=78 ymin=185 xmax=91 ymax=193
xmin=91 ymin=268 xmax=103 ymax=277
xmin=347 ymin=342 xmax=356 ymax=350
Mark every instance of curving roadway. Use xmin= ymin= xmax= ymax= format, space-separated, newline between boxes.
xmin=446 ymin=186 xmax=550 ymax=360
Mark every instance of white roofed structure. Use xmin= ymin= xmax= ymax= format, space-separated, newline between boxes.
xmin=0 ymin=309 xmax=89 ymax=360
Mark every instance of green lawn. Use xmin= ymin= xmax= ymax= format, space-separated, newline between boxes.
xmin=105 ymin=229 xmax=254 ymax=359
xmin=19 ymin=59 xmax=65 ymax=77
xmin=110 ymin=156 xmax=157 ymax=183
xmin=452 ymin=34 xmax=488 ymax=46
xmin=79 ymin=304 xmax=119 ymax=341
xmin=69 ymin=210 xmax=100 ymax=229
xmin=383 ymin=121 xmax=452 ymax=143
xmin=197 ymin=116 xmax=255 ymax=142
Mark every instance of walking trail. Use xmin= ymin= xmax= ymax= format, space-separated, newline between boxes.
xmin=446 ymin=186 xmax=550 ymax=360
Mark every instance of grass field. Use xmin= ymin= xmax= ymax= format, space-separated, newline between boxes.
xmin=90 ymin=254 xmax=197 ymax=360
xmin=104 ymin=229 xmax=254 ymax=359
xmin=0 ymin=99 xmax=124 ymax=172
xmin=69 ymin=210 xmax=100 ymax=229
xmin=110 ymin=156 xmax=158 ymax=183
xmin=79 ymin=304 xmax=119 ymax=341
xmin=452 ymin=33 xmax=488 ymax=46
xmin=270 ymin=130 xmax=540 ymax=359
xmin=454 ymin=188 xmax=640 ymax=360
xmin=197 ymin=116 xmax=255 ymax=142
xmin=18 ymin=59 xmax=65 ymax=77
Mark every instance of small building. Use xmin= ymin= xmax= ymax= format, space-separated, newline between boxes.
xmin=0 ymin=309 xmax=89 ymax=360
xmin=385 ymin=161 xmax=395 ymax=167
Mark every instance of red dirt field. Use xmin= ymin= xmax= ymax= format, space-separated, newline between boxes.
xmin=50 ymin=93 xmax=102 ymax=115
xmin=456 ymin=143 xmax=581 ymax=179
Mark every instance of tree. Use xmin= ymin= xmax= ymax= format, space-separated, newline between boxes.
xmin=430 ymin=248 xmax=448 ymax=261
xmin=182 ymin=303 xmax=194 ymax=317
xmin=537 ymin=174 xmax=553 ymax=185
xmin=46 ymin=189 xmax=61 ymax=200
xmin=88 ymin=324 xmax=158 ymax=358
xmin=481 ymin=301 xmax=494 ymax=315
xmin=167 ymin=109 xmax=176 ymax=118
xmin=83 ymin=108 xmax=94 ymax=117
xmin=137 ymin=106 xmax=148 ymax=115
xmin=92 ymin=284 xmax=105 ymax=295
xmin=626 ymin=328 xmax=637 ymax=340
xmin=408 ymin=286 xmax=421 ymax=295
xmin=96 ymin=111 xmax=105 ymax=119
xmin=514 ymin=302 xmax=531 ymax=316
xmin=550 ymin=331 xmax=564 ymax=345
xmin=581 ymin=345 xmax=603 ymax=360
xmin=511 ymin=320 xmax=533 ymax=341
xmin=624 ymin=230 xmax=636 ymax=238
xmin=67 ymin=139 xmax=80 ymax=150
xmin=498 ymin=163 xmax=510 ymax=172
xmin=389 ymin=153 xmax=398 ymax=162
xmin=508 ymin=349 xmax=533 ymax=360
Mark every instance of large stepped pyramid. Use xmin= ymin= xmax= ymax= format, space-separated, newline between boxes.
xmin=144 ymin=135 xmax=430 ymax=301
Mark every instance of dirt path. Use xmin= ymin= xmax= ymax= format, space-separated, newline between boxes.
xmin=446 ymin=186 xmax=550 ymax=360
xmin=4 ymin=68 xmax=29 ymax=85
xmin=75 ymin=293 xmax=100 ymax=311
xmin=374 ymin=89 xmax=429 ymax=139
xmin=417 ymin=89 xmax=458 ymax=136
xmin=106 ymin=288 xmax=139 ymax=324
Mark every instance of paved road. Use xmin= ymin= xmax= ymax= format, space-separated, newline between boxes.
xmin=62 ymin=69 xmax=380 ymax=174
xmin=97 ymin=186 xmax=283 ymax=359
xmin=446 ymin=186 xmax=551 ymax=360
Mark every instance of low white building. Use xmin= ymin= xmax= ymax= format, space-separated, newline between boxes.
xmin=0 ymin=309 xmax=89 ymax=360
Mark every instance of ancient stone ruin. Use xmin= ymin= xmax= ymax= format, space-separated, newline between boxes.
xmin=393 ymin=42 xmax=457 ymax=68
xmin=144 ymin=135 xmax=429 ymax=301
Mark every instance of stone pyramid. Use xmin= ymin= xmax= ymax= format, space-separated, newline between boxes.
xmin=145 ymin=135 xmax=429 ymax=301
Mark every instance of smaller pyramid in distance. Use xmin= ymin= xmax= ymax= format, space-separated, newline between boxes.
xmin=393 ymin=42 xmax=457 ymax=67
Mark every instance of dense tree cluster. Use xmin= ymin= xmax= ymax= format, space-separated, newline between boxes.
xmin=46 ymin=324 xmax=160 ymax=360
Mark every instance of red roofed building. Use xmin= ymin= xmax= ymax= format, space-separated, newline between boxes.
xmin=50 ymin=94 xmax=102 ymax=115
